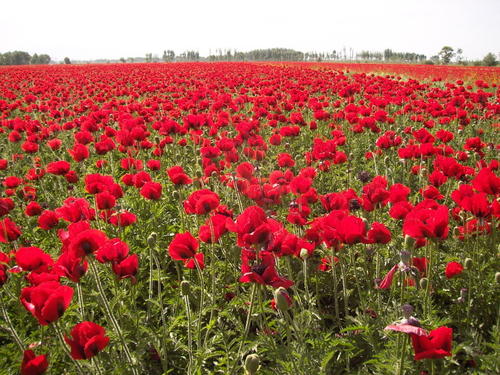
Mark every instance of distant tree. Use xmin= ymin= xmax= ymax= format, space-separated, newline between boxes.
xmin=38 ymin=54 xmax=51 ymax=64
xmin=64 ymin=57 xmax=71 ymax=64
xmin=145 ymin=53 xmax=152 ymax=63
xmin=482 ymin=52 xmax=498 ymax=66
xmin=31 ymin=53 xmax=40 ymax=64
xmin=120 ymin=57 xmax=126 ymax=63
xmin=455 ymin=48 xmax=463 ymax=64
xmin=438 ymin=46 xmax=454 ymax=64
xmin=384 ymin=49 xmax=393 ymax=61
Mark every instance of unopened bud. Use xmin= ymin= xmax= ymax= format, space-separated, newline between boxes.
xmin=404 ymin=235 xmax=415 ymax=250
xmin=172 ymin=190 xmax=180 ymax=200
xmin=495 ymin=272 xmax=500 ymax=284
xmin=464 ymin=258 xmax=473 ymax=270
xmin=147 ymin=232 xmax=157 ymax=247
xmin=273 ymin=287 xmax=291 ymax=312
xmin=419 ymin=278 xmax=429 ymax=290
xmin=299 ymin=248 xmax=309 ymax=260
xmin=180 ymin=280 xmax=191 ymax=296
xmin=401 ymin=304 xmax=413 ymax=319
xmin=244 ymin=354 xmax=260 ymax=375
xmin=400 ymin=251 xmax=411 ymax=265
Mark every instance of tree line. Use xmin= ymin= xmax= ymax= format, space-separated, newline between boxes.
xmin=0 ymin=51 xmax=51 ymax=65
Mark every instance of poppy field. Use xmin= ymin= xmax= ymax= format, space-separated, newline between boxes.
xmin=0 ymin=62 xmax=499 ymax=374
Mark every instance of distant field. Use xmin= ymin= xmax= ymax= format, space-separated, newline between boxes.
xmin=0 ymin=62 xmax=498 ymax=375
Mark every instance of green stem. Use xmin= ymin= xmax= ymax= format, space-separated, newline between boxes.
xmin=397 ymin=334 xmax=408 ymax=375
xmin=89 ymin=258 xmax=138 ymax=375
xmin=76 ymin=283 xmax=85 ymax=321
xmin=303 ymin=258 xmax=311 ymax=307
xmin=330 ymin=254 xmax=340 ymax=323
xmin=0 ymin=294 xmax=24 ymax=351
xmin=183 ymin=295 xmax=194 ymax=374
xmin=194 ymin=258 xmax=205 ymax=353
xmin=231 ymin=283 xmax=257 ymax=374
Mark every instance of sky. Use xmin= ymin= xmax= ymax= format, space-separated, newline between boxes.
xmin=1 ymin=0 xmax=499 ymax=62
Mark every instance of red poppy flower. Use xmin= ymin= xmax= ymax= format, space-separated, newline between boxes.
xmin=199 ymin=214 xmax=232 ymax=243
xmin=367 ymin=222 xmax=391 ymax=244
xmin=65 ymin=321 xmax=110 ymax=360
xmin=15 ymin=247 xmax=54 ymax=274
xmin=46 ymin=161 xmax=71 ymax=175
xmin=445 ymin=261 xmax=463 ymax=279
xmin=38 ymin=210 xmax=59 ymax=230
xmin=21 ymin=350 xmax=49 ymax=375
xmin=236 ymin=162 xmax=255 ymax=180
xmin=20 ymin=281 xmax=74 ymax=325
xmin=471 ymin=168 xmax=500 ymax=195
xmin=377 ymin=264 xmax=399 ymax=289
xmin=112 ymin=254 xmax=139 ymax=282
xmin=140 ymin=181 xmax=162 ymax=200
xmin=0 ymin=217 xmax=22 ymax=242
xmin=109 ymin=211 xmax=137 ymax=227
xmin=0 ymin=197 xmax=15 ymax=217
xmin=68 ymin=229 xmax=108 ymax=258
xmin=95 ymin=191 xmax=116 ymax=210
xmin=183 ymin=189 xmax=220 ymax=215
xmin=166 ymin=166 xmax=192 ymax=185
xmin=385 ymin=319 xmax=428 ymax=336
xmin=168 ymin=232 xmax=204 ymax=269
xmin=25 ymin=201 xmax=42 ymax=217
xmin=95 ymin=238 xmax=129 ymax=263
xmin=240 ymin=250 xmax=293 ymax=288
xmin=0 ymin=251 xmax=10 ymax=286
xmin=403 ymin=203 xmax=449 ymax=240
xmin=54 ymin=252 xmax=88 ymax=283
xmin=56 ymin=197 xmax=95 ymax=223
xmin=410 ymin=326 xmax=453 ymax=360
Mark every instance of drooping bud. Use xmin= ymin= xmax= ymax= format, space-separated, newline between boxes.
xmin=464 ymin=258 xmax=473 ymax=270
xmin=273 ymin=287 xmax=292 ymax=312
xmin=419 ymin=278 xmax=429 ymax=290
xmin=457 ymin=288 xmax=467 ymax=303
xmin=180 ymin=280 xmax=191 ymax=297
xmin=147 ymin=232 xmax=157 ymax=248
xmin=400 ymin=251 xmax=411 ymax=266
xmin=495 ymin=272 xmax=500 ymax=284
xmin=299 ymin=248 xmax=309 ymax=260
xmin=244 ymin=354 xmax=260 ymax=375
xmin=172 ymin=190 xmax=180 ymax=200
xmin=401 ymin=304 xmax=414 ymax=319
xmin=404 ymin=235 xmax=415 ymax=250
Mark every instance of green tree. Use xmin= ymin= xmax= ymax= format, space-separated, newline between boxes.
xmin=482 ymin=52 xmax=498 ymax=66
xmin=438 ymin=46 xmax=454 ymax=64
xmin=64 ymin=57 xmax=71 ymax=64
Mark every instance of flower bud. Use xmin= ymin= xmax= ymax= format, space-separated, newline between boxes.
xmin=400 ymin=251 xmax=411 ymax=266
xmin=147 ymin=232 xmax=157 ymax=248
xmin=401 ymin=304 xmax=414 ymax=319
xmin=172 ymin=190 xmax=180 ymax=200
xmin=419 ymin=278 xmax=429 ymax=290
xmin=180 ymin=280 xmax=191 ymax=297
xmin=464 ymin=258 xmax=473 ymax=270
xmin=457 ymin=288 xmax=468 ymax=303
xmin=495 ymin=272 xmax=500 ymax=284
xmin=299 ymin=248 xmax=309 ymax=260
xmin=244 ymin=354 xmax=260 ymax=375
xmin=404 ymin=235 xmax=415 ymax=250
xmin=273 ymin=287 xmax=292 ymax=312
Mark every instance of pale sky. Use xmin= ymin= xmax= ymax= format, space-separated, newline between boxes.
xmin=1 ymin=0 xmax=499 ymax=61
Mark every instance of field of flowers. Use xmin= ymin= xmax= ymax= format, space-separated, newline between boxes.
xmin=0 ymin=62 xmax=499 ymax=375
